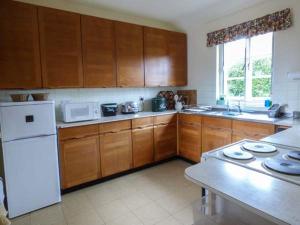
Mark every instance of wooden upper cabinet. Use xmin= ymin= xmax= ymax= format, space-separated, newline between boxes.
xmin=81 ymin=16 xmax=116 ymax=87
xmin=144 ymin=27 xmax=187 ymax=87
xmin=0 ymin=1 xmax=42 ymax=89
xmin=168 ymin=31 xmax=187 ymax=86
xmin=144 ymin=27 xmax=169 ymax=86
xmin=115 ymin=22 xmax=144 ymax=87
xmin=38 ymin=7 xmax=83 ymax=88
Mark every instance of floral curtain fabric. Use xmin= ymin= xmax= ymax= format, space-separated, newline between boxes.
xmin=207 ymin=8 xmax=292 ymax=47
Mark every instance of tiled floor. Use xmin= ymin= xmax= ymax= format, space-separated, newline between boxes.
xmin=11 ymin=160 xmax=202 ymax=225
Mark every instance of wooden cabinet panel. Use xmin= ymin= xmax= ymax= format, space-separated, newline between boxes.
xmin=202 ymin=116 xmax=232 ymax=129
xmin=179 ymin=114 xmax=202 ymax=162
xmin=59 ymin=125 xmax=99 ymax=141
xmin=144 ymin=27 xmax=169 ymax=86
xmin=154 ymin=123 xmax=177 ymax=161
xmin=168 ymin=31 xmax=187 ymax=86
xmin=60 ymin=135 xmax=100 ymax=189
xmin=81 ymin=15 xmax=116 ymax=87
xmin=38 ymin=7 xmax=83 ymax=88
xmin=132 ymin=126 xmax=154 ymax=167
xmin=0 ymin=1 xmax=42 ymax=89
xmin=201 ymin=126 xmax=232 ymax=153
xmin=115 ymin=22 xmax=144 ymax=87
xmin=154 ymin=114 xmax=177 ymax=125
xmin=99 ymin=120 xmax=131 ymax=134
xmin=232 ymin=120 xmax=275 ymax=142
xmin=132 ymin=117 xmax=154 ymax=129
xmin=100 ymin=130 xmax=133 ymax=177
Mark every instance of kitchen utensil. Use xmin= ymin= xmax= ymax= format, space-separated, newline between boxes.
xmin=152 ymin=97 xmax=167 ymax=112
xmin=121 ymin=101 xmax=139 ymax=114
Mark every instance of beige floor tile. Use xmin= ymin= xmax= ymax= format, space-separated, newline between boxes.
xmin=30 ymin=204 xmax=67 ymax=225
xmin=95 ymin=199 xmax=131 ymax=223
xmin=172 ymin=206 xmax=194 ymax=225
xmin=155 ymin=216 xmax=183 ymax=225
xmin=121 ymin=192 xmax=153 ymax=211
xmin=133 ymin=202 xmax=170 ymax=225
xmin=11 ymin=214 xmax=31 ymax=225
xmin=155 ymin=194 xmax=190 ymax=214
xmin=65 ymin=209 xmax=104 ymax=225
xmin=85 ymin=184 xmax=121 ymax=207
xmin=106 ymin=211 xmax=143 ymax=225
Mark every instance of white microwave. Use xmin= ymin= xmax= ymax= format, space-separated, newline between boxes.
xmin=61 ymin=102 xmax=101 ymax=123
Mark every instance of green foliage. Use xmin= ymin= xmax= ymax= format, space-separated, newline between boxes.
xmin=228 ymin=80 xmax=245 ymax=97
xmin=228 ymin=62 xmax=245 ymax=78
xmin=252 ymin=78 xmax=271 ymax=97
xmin=252 ymin=58 xmax=272 ymax=76
xmin=226 ymin=57 xmax=271 ymax=97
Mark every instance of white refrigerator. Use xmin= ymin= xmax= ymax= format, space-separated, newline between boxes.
xmin=0 ymin=101 xmax=61 ymax=218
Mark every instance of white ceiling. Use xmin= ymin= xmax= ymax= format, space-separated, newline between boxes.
xmin=66 ymin=0 xmax=268 ymax=23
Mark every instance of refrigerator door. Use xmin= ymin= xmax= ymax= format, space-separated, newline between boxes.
xmin=2 ymin=135 xmax=61 ymax=218
xmin=0 ymin=102 xmax=56 ymax=142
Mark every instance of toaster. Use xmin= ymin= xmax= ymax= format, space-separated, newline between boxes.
xmin=101 ymin=103 xmax=118 ymax=117
xmin=121 ymin=101 xmax=139 ymax=114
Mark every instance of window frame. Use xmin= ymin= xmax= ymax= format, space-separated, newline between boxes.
xmin=217 ymin=33 xmax=274 ymax=107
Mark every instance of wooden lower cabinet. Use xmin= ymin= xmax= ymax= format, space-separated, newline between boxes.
xmin=60 ymin=135 xmax=100 ymax=189
xmin=201 ymin=117 xmax=232 ymax=153
xmin=132 ymin=126 xmax=154 ymax=167
xmin=232 ymin=120 xmax=275 ymax=142
xmin=100 ymin=130 xmax=133 ymax=177
xmin=154 ymin=123 xmax=177 ymax=161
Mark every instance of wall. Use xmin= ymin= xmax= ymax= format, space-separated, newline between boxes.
xmin=177 ymin=0 xmax=300 ymax=112
xmin=0 ymin=0 xmax=179 ymax=119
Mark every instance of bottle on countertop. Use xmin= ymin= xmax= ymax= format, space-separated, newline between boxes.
xmin=139 ymin=96 xmax=144 ymax=112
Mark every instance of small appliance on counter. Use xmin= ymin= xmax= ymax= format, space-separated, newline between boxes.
xmin=268 ymin=104 xmax=282 ymax=118
xmin=101 ymin=103 xmax=118 ymax=117
xmin=152 ymin=97 xmax=167 ymax=112
xmin=121 ymin=101 xmax=139 ymax=114
xmin=61 ymin=101 xmax=101 ymax=123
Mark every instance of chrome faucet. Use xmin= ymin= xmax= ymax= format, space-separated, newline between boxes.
xmin=234 ymin=101 xmax=242 ymax=114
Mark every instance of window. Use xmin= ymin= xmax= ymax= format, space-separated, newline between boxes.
xmin=218 ymin=32 xmax=273 ymax=107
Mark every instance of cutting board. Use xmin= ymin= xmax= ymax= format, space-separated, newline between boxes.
xmin=177 ymin=90 xmax=197 ymax=105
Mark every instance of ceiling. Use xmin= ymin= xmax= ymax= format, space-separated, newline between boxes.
xmin=66 ymin=0 xmax=268 ymax=23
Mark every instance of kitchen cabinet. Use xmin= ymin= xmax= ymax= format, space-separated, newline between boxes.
xmin=132 ymin=117 xmax=154 ymax=168
xmin=0 ymin=1 xmax=42 ymax=89
xmin=59 ymin=125 xmax=100 ymax=189
xmin=202 ymin=117 xmax=232 ymax=153
xmin=38 ymin=7 xmax=83 ymax=88
xmin=154 ymin=114 xmax=177 ymax=161
xmin=115 ymin=22 xmax=144 ymax=87
xmin=81 ymin=15 xmax=116 ymax=87
xmin=144 ymin=27 xmax=187 ymax=87
xmin=179 ymin=114 xmax=202 ymax=162
xmin=232 ymin=120 xmax=275 ymax=142
xmin=99 ymin=120 xmax=133 ymax=176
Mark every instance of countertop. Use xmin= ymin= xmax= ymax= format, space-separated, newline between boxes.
xmin=56 ymin=110 xmax=177 ymax=128
xmin=185 ymin=158 xmax=300 ymax=225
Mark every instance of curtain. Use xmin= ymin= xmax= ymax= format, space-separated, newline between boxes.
xmin=207 ymin=8 xmax=292 ymax=47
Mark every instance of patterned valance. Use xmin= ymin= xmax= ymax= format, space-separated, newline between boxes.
xmin=207 ymin=8 xmax=292 ymax=47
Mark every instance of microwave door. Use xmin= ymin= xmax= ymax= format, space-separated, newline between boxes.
xmin=66 ymin=104 xmax=93 ymax=122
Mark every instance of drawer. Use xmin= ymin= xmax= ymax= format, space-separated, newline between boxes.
xmin=154 ymin=114 xmax=177 ymax=125
xmin=99 ymin=120 xmax=131 ymax=134
xmin=179 ymin=113 xmax=202 ymax=125
xmin=132 ymin=117 xmax=154 ymax=129
xmin=202 ymin=116 xmax=231 ymax=129
xmin=232 ymin=120 xmax=275 ymax=136
xmin=59 ymin=124 xmax=99 ymax=141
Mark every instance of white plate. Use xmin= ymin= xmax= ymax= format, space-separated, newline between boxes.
xmin=223 ymin=148 xmax=254 ymax=160
xmin=243 ymin=142 xmax=277 ymax=153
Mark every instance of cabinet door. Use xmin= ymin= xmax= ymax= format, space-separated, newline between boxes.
xmin=154 ymin=123 xmax=177 ymax=161
xmin=81 ymin=16 xmax=116 ymax=87
xmin=201 ymin=127 xmax=231 ymax=153
xmin=115 ymin=22 xmax=144 ymax=87
xmin=60 ymin=135 xmax=100 ymax=189
xmin=38 ymin=7 xmax=83 ymax=88
xmin=132 ymin=126 xmax=154 ymax=168
xmin=144 ymin=27 xmax=169 ymax=86
xmin=168 ymin=31 xmax=187 ymax=86
xmin=179 ymin=122 xmax=201 ymax=162
xmin=0 ymin=1 xmax=42 ymax=89
xmin=100 ymin=130 xmax=133 ymax=177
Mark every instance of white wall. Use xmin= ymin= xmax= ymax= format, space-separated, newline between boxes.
xmin=177 ymin=0 xmax=300 ymax=112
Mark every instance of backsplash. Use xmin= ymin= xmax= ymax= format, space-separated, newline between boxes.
xmin=0 ymin=87 xmax=178 ymax=120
